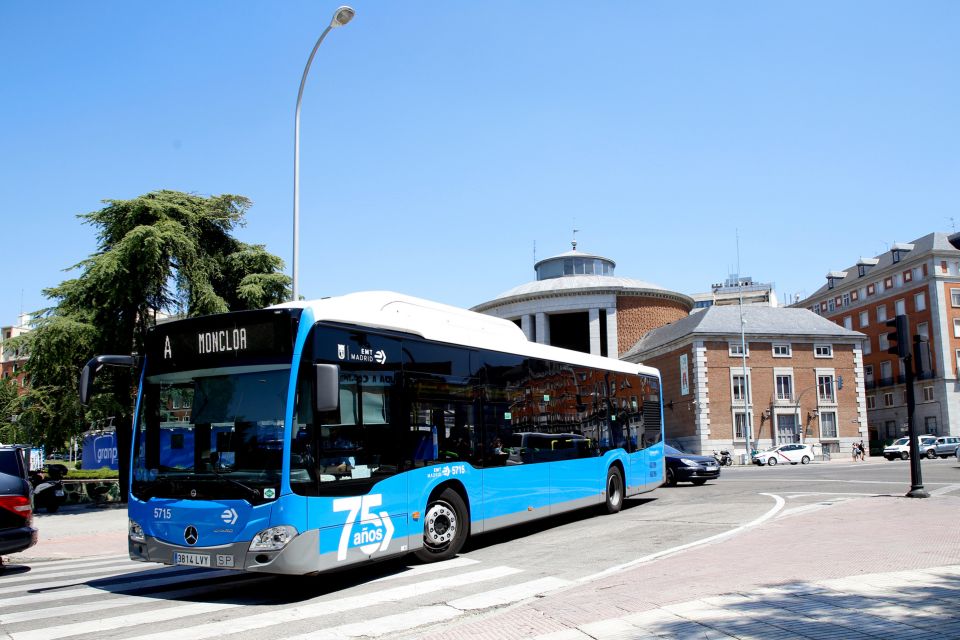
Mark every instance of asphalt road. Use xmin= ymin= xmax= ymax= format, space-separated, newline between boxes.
xmin=2 ymin=457 xmax=957 ymax=640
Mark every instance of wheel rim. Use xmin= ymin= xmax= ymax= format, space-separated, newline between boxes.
xmin=423 ymin=500 xmax=458 ymax=551
xmin=608 ymin=472 xmax=623 ymax=506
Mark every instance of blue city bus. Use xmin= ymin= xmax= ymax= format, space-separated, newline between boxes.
xmin=80 ymin=292 xmax=664 ymax=575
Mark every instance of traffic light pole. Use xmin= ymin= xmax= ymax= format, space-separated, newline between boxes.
xmin=903 ymin=351 xmax=929 ymax=498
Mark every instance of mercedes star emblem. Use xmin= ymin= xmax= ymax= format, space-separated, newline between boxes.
xmin=184 ymin=525 xmax=199 ymax=546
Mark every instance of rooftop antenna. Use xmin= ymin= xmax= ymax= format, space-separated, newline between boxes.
xmin=950 ymin=217 xmax=956 ymax=233
xmin=572 ymin=226 xmax=579 ymax=251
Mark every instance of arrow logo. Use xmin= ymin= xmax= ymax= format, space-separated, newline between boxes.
xmin=221 ymin=508 xmax=238 ymax=525
xmin=374 ymin=349 xmax=386 ymax=365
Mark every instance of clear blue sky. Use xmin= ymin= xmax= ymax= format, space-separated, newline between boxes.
xmin=2 ymin=1 xmax=957 ymax=327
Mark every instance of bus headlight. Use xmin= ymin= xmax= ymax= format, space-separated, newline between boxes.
xmin=249 ymin=525 xmax=298 ymax=552
xmin=129 ymin=519 xmax=145 ymax=542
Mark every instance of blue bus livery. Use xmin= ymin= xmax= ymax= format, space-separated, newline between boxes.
xmin=80 ymin=292 xmax=664 ymax=575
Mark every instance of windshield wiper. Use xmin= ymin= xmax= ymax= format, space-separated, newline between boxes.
xmin=209 ymin=467 xmax=261 ymax=500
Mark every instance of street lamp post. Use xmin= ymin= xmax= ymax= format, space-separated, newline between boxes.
xmin=292 ymin=5 xmax=355 ymax=302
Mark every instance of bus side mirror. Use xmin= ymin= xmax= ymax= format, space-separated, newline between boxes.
xmin=79 ymin=355 xmax=138 ymax=406
xmin=315 ymin=364 xmax=340 ymax=413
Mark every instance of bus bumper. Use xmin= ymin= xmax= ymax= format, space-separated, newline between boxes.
xmin=130 ymin=529 xmax=321 ymax=575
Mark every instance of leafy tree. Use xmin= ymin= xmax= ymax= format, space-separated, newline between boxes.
xmin=21 ymin=190 xmax=290 ymax=490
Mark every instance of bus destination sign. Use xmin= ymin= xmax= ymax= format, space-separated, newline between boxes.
xmin=147 ymin=309 xmax=300 ymax=373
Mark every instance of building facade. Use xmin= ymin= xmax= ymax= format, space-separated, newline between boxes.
xmin=796 ymin=232 xmax=960 ymax=447
xmin=0 ymin=314 xmax=30 ymax=395
xmin=622 ymin=306 xmax=866 ymax=459
xmin=472 ymin=246 xmax=694 ymax=358
xmin=691 ymin=274 xmax=778 ymax=310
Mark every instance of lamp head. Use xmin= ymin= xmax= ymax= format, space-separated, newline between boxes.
xmin=331 ymin=6 xmax=355 ymax=28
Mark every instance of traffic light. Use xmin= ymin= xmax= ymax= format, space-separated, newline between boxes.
xmin=885 ymin=315 xmax=910 ymax=358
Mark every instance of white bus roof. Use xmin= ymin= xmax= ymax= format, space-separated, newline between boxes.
xmin=272 ymin=291 xmax=658 ymax=378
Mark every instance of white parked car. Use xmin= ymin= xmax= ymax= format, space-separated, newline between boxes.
xmin=752 ymin=443 xmax=814 ymax=466
xmin=883 ymin=435 xmax=937 ymax=461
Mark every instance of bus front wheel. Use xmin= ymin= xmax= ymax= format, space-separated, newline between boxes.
xmin=604 ymin=466 xmax=624 ymax=514
xmin=414 ymin=488 xmax=469 ymax=563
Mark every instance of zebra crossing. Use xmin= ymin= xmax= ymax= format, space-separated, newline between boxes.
xmin=0 ymin=552 xmax=571 ymax=639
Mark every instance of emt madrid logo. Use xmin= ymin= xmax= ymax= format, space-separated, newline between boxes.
xmin=337 ymin=344 xmax=387 ymax=365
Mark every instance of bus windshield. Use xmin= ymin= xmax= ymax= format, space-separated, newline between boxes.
xmin=132 ymin=365 xmax=290 ymax=503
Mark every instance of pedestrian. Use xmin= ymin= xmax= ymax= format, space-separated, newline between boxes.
xmin=852 ymin=442 xmax=858 ymax=462
xmin=858 ymin=440 xmax=866 ymax=461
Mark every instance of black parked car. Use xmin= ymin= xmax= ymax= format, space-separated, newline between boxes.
xmin=663 ymin=444 xmax=721 ymax=486
xmin=0 ymin=445 xmax=38 ymax=557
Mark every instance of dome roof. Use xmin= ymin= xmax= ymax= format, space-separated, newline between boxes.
xmin=472 ymin=274 xmax=694 ymax=312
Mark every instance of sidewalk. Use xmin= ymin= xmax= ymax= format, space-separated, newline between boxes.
xmin=419 ymin=493 xmax=960 ymax=640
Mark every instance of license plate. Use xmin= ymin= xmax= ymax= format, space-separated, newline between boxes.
xmin=174 ymin=552 xmax=211 ymax=567
xmin=216 ymin=554 xmax=235 ymax=568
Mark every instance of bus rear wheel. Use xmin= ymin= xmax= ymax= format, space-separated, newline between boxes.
xmin=604 ymin=466 xmax=624 ymax=514
xmin=414 ymin=488 xmax=468 ymax=563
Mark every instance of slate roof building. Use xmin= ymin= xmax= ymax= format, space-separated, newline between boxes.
xmin=472 ymin=245 xmax=693 ymax=358
xmin=795 ymin=231 xmax=960 ymax=447
xmin=622 ymin=306 xmax=866 ymax=459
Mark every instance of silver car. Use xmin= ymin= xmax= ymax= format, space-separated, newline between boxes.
xmin=933 ymin=436 xmax=960 ymax=458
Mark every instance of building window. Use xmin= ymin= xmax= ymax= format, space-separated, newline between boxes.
xmin=828 ymin=299 xmax=835 ymax=312
xmin=864 ymin=365 xmax=874 ymax=384
xmin=924 ymin=416 xmax=938 ymax=435
xmin=923 ymin=386 xmax=934 ymax=402
xmin=851 ymin=290 xmax=859 ymax=301
xmin=843 ymin=316 xmax=853 ymax=330
xmin=863 ymin=337 xmax=872 ymax=355
xmin=729 ymin=343 xmax=748 ymax=357
xmin=732 ymin=374 xmax=750 ymax=402
xmin=892 ymin=250 xmax=901 ymax=264
xmin=734 ymin=412 xmax=748 ymax=440
xmin=876 ymin=305 xmax=887 ymax=322
xmin=775 ymin=374 xmax=793 ymax=401
xmin=914 ymin=292 xmax=926 ymax=312
xmin=842 ymin=293 xmax=851 ymax=307
xmin=885 ymin=421 xmax=897 ymax=438
xmin=956 ymin=349 xmax=960 ymax=375
xmin=866 ymin=395 xmax=876 ymax=409
xmin=859 ymin=311 xmax=869 ymax=328
xmin=952 ymin=290 xmax=960 ymax=307
xmin=903 ymin=270 xmax=913 ymax=283
xmin=883 ymin=392 xmax=894 ymax=407
xmin=917 ymin=322 xmax=929 ymax=340
xmin=820 ymin=411 xmax=838 ymax=439
xmin=954 ymin=319 xmax=960 ymax=339
xmin=773 ymin=344 xmax=792 ymax=357
xmin=858 ymin=264 xmax=866 ymax=277
xmin=895 ymin=299 xmax=906 ymax=316
xmin=817 ymin=375 xmax=835 ymax=402
xmin=884 ymin=276 xmax=894 ymax=289
xmin=867 ymin=284 xmax=876 ymax=296
xmin=815 ymin=344 xmax=833 ymax=358
xmin=880 ymin=361 xmax=892 ymax=383
xmin=879 ymin=332 xmax=890 ymax=352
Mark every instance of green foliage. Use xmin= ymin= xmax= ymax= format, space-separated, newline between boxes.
xmin=21 ymin=190 xmax=291 ymax=451
xmin=66 ymin=468 xmax=119 ymax=479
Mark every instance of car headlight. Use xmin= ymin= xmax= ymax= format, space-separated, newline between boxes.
xmin=249 ymin=525 xmax=298 ymax=552
xmin=679 ymin=458 xmax=701 ymax=467
xmin=129 ymin=519 xmax=145 ymax=543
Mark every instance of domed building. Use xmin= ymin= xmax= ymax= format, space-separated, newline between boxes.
xmin=471 ymin=244 xmax=694 ymax=358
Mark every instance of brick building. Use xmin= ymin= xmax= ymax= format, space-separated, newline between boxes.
xmin=472 ymin=245 xmax=693 ymax=358
xmin=621 ymin=306 xmax=865 ymax=459
xmin=1 ymin=314 xmax=30 ymax=395
xmin=796 ymin=232 xmax=960 ymax=447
